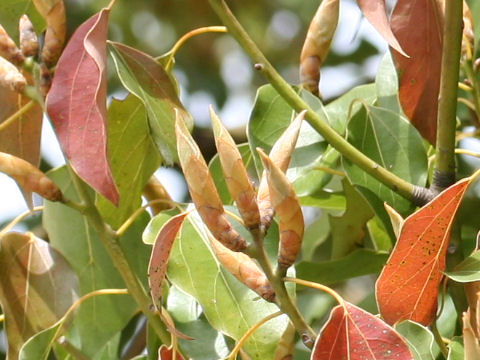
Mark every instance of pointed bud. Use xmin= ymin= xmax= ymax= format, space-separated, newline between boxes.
xmin=257 ymin=110 xmax=305 ymax=229
xmin=210 ymin=106 xmax=260 ymax=230
xmin=258 ymin=149 xmax=304 ymax=270
xmin=0 ymin=56 xmax=27 ymax=92
xmin=19 ymin=15 xmax=39 ymax=57
xmin=0 ymin=152 xmax=62 ymax=201
xmin=0 ymin=25 xmax=23 ymax=64
xmin=175 ymin=114 xmax=247 ymax=252
xmin=209 ymin=235 xmax=275 ymax=301
xmin=299 ymin=0 xmax=339 ymax=95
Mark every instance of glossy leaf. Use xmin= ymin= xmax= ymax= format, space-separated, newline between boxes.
xmin=390 ymin=0 xmax=443 ymax=144
xmin=311 ymin=302 xmax=412 ymax=359
xmin=108 ymin=41 xmax=192 ymax=164
xmin=43 ymin=166 xmax=150 ymax=358
xmin=167 ymin=210 xmax=289 ymax=360
xmin=296 ymin=249 xmax=388 ymax=285
xmin=376 ymin=177 xmax=472 ymax=325
xmin=329 ymin=179 xmax=374 ymax=258
xmin=357 ymin=0 xmax=407 ymax=56
xmin=0 ymin=232 xmax=78 ymax=359
xmin=343 ymin=104 xmax=428 ymax=215
xmin=46 ymin=9 xmax=119 ymax=204
xmin=148 ymin=212 xmax=188 ymax=310
xmin=96 ymin=95 xmax=161 ymax=228
xmin=0 ymin=0 xmax=44 ymax=40
xmin=395 ymin=321 xmax=436 ymax=360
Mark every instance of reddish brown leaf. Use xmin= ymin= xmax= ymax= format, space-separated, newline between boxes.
xmin=46 ymin=9 xmax=119 ymax=204
xmin=376 ymin=177 xmax=472 ymax=325
xmin=158 ymin=345 xmax=184 ymax=360
xmin=356 ymin=0 xmax=407 ymax=57
xmin=312 ymin=302 xmax=412 ymax=360
xmin=148 ymin=212 xmax=188 ymax=311
xmin=390 ymin=0 xmax=443 ymax=144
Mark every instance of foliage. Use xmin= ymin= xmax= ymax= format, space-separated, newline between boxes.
xmin=0 ymin=0 xmax=479 ymax=359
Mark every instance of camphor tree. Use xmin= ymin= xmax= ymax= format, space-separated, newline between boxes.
xmin=0 ymin=0 xmax=479 ymax=359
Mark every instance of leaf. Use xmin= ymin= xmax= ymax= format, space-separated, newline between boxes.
xmin=447 ymin=250 xmax=480 ymax=282
xmin=96 ymin=95 xmax=161 ymax=228
xmin=158 ymin=345 xmax=184 ymax=360
xmin=299 ymin=190 xmax=346 ymax=210
xmin=395 ymin=321 xmax=436 ymax=360
xmin=311 ymin=302 xmax=412 ymax=359
xmin=108 ymin=41 xmax=192 ymax=164
xmin=376 ymin=176 xmax=473 ymax=326
xmin=356 ymin=0 xmax=407 ymax=56
xmin=43 ymin=166 xmax=150 ymax=358
xmin=343 ymin=103 xmax=428 ymax=215
xmin=46 ymin=9 xmax=119 ymax=204
xmin=0 ymin=232 xmax=78 ymax=359
xmin=375 ymin=52 xmax=402 ymax=113
xmin=329 ymin=179 xmax=374 ymax=258
xmin=167 ymin=210 xmax=289 ymax=360
xmin=148 ymin=212 xmax=188 ymax=310
xmin=390 ymin=0 xmax=443 ymax=144
xmin=0 ymin=0 xmax=44 ymax=40
xmin=296 ymin=249 xmax=388 ymax=285
xmin=447 ymin=337 xmax=464 ymax=360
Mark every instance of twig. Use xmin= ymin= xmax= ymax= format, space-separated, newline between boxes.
xmin=0 ymin=100 xmax=35 ymax=132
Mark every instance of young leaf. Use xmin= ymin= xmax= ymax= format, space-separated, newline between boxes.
xmin=376 ymin=176 xmax=473 ymax=326
xmin=356 ymin=0 xmax=407 ymax=57
xmin=390 ymin=0 xmax=443 ymax=144
xmin=0 ymin=232 xmax=79 ymax=359
xmin=148 ymin=212 xmax=188 ymax=310
xmin=108 ymin=41 xmax=192 ymax=165
xmin=311 ymin=302 xmax=412 ymax=359
xmin=46 ymin=8 xmax=119 ymax=205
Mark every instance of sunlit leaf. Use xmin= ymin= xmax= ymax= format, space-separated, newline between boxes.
xmin=376 ymin=176 xmax=473 ymax=325
xmin=311 ymin=302 xmax=412 ymax=359
xmin=46 ymin=8 xmax=118 ymax=204
xmin=0 ymin=232 xmax=78 ymax=359
xmin=390 ymin=0 xmax=443 ymax=144
xmin=108 ymin=41 xmax=192 ymax=165
xmin=375 ymin=52 xmax=402 ymax=113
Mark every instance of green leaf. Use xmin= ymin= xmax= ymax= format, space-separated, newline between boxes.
xmin=295 ymin=249 xmax=388 ymax=285
xmin=302 ymin=213 xmax=330 ymax=262
xmin=0 ymin=232 xmax=78 ymax=359
xmin=96 ymin=95 xmax=161 ymax=229
xmin=446 ymin=249 xmax=480 ymax=282
xmin=299 ymin=190 xmax=346 ymax=210
xmin=343 ymin=104 xmax=428 ymax=215
xmin=167 ymin=210 xmax=288 ymax=360
xmin=447 ymin=337 xmax=464 ymax=360
xmin=0 ymin=0 xmax=44 ymax=41
xmin=43 ymin=167 xmax=150 ymax=358
xmin=108 ymin=42 xmax=192 ymax=164
xmin=329 ymin=179 xmax=374 ymax=258
xmin=395 ymin=321 xmax=435 ymax=360
xmin=142 ymin=208 xmax=178 ymax=245
xmin=375 ymin=52 xmax=402 ymax=113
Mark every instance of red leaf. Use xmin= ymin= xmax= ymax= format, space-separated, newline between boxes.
xmin=46 ymin=9 xmax=119 ymax=204
xmin=158 ymin=345 xmax=184 ymax=360
xmin=376 ymin=177 xmax=472 ymax=325
xmin=390 ymin=0 xmax=443 ymax=144
xmin=312 ymin=302 xmax=412 ymax=360
xmin=356 ymin=0 xmax=407 ymax=57
xmin=148 ymin=212 xmax=188 ymax=310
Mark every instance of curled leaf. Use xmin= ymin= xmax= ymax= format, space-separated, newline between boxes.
xmin=384 ymin=203 xmax=405 ymax=239
xmin=46 ymin=9 xmax=119 ymax=204
xmin=210 ymin=234 xmax=275 ymax=302
xmin=211 ymin=106 xmax=260 ymax=230
xmin=19 ymin=14 xmax=39 ymax=57
xmin=257 ymin=110 xmax=305 ymax=229
xmin=0 ymin=151 xmax=61 ymax=201
xmin=175 ymin=116 xmax=247 ymax=252
xmin=258 ymin=149 xmax=303 ymax=270
xmin=312 ymin=302 xmax=412 ymax=359
xmin=0 ymin=56 xmax=26 ymax=92
xmin=300 ymin=0 xmax=339 ymax=95
xmin=376 ymin=176 xmax=473 ymax=325
xmin=0 ymin=24 xmax=23 ymax=64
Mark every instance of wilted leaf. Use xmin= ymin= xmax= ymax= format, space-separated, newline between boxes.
xmin=108 ymin=41 xmax=192 ymax=164
xmin=149 ymin=212 xmax=188 ymax=310
xmin=390 ymin=0 xmax=443 ymax=144
xmin=376 ymin=176 xmax=473 ymax=325
xmin=329 ymin=179 xmax=374 ymax=258
xmin=96 ymin=95 xmax=161 ymax=228
xmin=357 ymin=0 xmax=407 ymax=56
xmin=311 ymin=302 xmax=412 ymax=359
xmin=0 ymin=232 xmax=78 ymax=359
xmin=46 ymin=8 xmax=119 ymax=204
